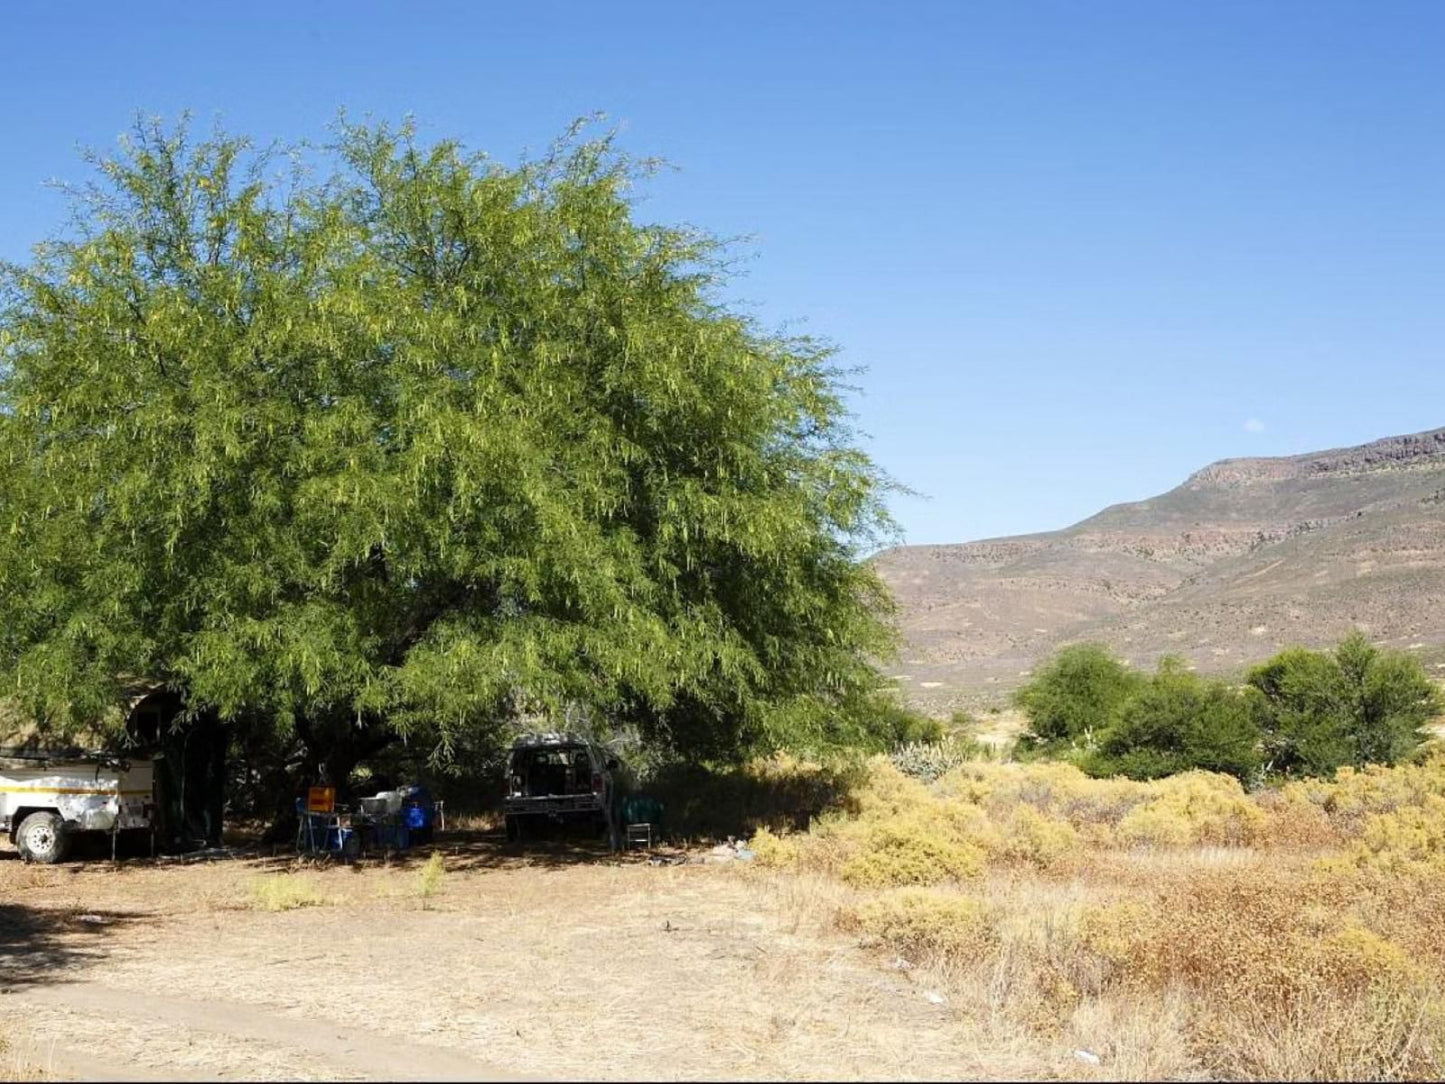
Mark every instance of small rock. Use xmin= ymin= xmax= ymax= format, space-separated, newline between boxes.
xmin=1073 ymin=1049 xmax=1101 ymax=1066
xmin=891 ymin=956 xmax=914 ymax=971
xmin=75 ymin=914 xmax=107 ymax=925
xmin=924 ymin=990 xmax=946 ymax=1006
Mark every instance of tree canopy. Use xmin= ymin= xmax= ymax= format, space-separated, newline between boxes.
xmin=1246 ymin=632 xmax=1442 ymax=776
xmin=0 ymin=117 xmax=900 ymax=776
xmin=1084 ymin=657 xmax=1261 ymax=783
xmin=1013 ymin=642 xmax=1141 ymax=757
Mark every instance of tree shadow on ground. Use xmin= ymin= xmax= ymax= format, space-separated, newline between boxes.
xmin=53 ymin=825 xmax=679 ymax=876
xmin=0 ymin=901 xmax=136 ymax=989
xmin=258 ymin=826 xmax=681 ymax=874
xmin=368 ymin=829 xmax=685 ymax=873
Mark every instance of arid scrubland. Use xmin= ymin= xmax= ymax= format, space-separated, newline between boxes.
xmin=749 ymin=752 xmax=1445 ymax=1080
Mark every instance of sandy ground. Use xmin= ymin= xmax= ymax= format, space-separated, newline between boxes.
xmin=0 ymin=835 xmax=1030 ymax=1081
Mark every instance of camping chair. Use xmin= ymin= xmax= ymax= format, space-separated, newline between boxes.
xmin=625 ymin=822 xmax=653 ymax=849
xmin=295 ymin=798 xmax=344 ymax=855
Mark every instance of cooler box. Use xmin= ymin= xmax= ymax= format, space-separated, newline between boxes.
xmin=401 ymin=785 xmax=433 ymax=830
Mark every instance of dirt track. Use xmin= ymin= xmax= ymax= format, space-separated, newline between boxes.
xmin=1 ymin=837 xmax=1022 ymax=1081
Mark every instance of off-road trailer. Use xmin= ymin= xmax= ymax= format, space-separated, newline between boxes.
xmin=0 ymin=749 xmax=157 ymax=863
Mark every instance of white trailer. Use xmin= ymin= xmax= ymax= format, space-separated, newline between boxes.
xmin=0 ymin=753 xmax=156 ymax=863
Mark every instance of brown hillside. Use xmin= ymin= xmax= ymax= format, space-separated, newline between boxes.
xmin=874 ymin=426 xmax=1445 ymax=711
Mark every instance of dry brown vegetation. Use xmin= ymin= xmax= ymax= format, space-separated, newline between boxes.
xmin=1 ymin=1029 xmax=47 ymax=1081
xmin=6 ymin=754 xmax=1445 ymax=1079
xmin=749 ymin=753 xmax=1445 ymax=1080
xmin=1 ymin=837 xmax=1038 ymax=1081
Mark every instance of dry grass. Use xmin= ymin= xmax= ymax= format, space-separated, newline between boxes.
xmin=750 ymin=753 xmax=1445 ymax=1080
xmin=9 ymin=752 xmax=1445 ymax=1079
xmin=0 ymin=1031 xmax=48 ymax=1082
xmin=249 ymin=872 xmax=331 ymax=912
xmin=1 ymin=842 xmax=1027 ymax=1080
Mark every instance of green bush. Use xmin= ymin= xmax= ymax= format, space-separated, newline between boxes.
xmin=1247 ymin=632 xmax=1442 ymax=776
xmin=1014 ymin=633 xmax=1440 ymax=785
xmin=948 ymin=709 xmax=978 ymax=732
xmin=870 ymin=699 xmax=946 ymax=746
xmin=1084 ymin=659 xmax=1261 ymax=783
xmin=1013 ymin=643 xmax=1142 ymax=757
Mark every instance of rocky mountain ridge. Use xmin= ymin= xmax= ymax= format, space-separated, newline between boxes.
xmin=873 ymin=426 xmax=1445 ymax=712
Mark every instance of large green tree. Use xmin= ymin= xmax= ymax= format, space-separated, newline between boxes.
xmin=1246 ymin=632 xmax=1441 ymax=775
xmin=1084 ymin=657 xmax=1261 ymax=783
xmin=1013 ymin=642 xmax=1142 ymax=757
xmin=0 ymin=117 xmax=900 ymax=782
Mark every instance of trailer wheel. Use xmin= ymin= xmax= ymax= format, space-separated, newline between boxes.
xmin=16 ymin=811 xmax=69 ymax=864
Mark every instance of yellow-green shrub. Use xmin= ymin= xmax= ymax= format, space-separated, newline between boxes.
xmin=994 ymin=805 xmax=1079 ymax=868
xmin=937 ymin=759 xmax=1150 ymax=835
xmin=1116 ymin=772 xmax=1265 ymax=847
xmin=747 ymin=825 xmax=802 ymax=868
xmin=850 ymin=760 xmax=936 ymax=818
xmin=1347 ymin=795 xmax=1445 ymax=874
xmin=1318 ymin=924 xmax=1426 ymax=992
xmin=1255 ymin=786 xmax=1340 ymax=849
xmin=417 ymin=852 xmax=445 ymax=903
xmin=845 ymin=888 xmax=996 ymax=960
xmin=1282 ymin=754 xmax=1445 ymax=828
xmin=839 ymin=817 xmax=986 ymax=887
xmin=251 ymin=874 xmax=328 ymax=912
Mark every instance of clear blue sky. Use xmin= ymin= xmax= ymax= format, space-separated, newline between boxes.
xmin=5 ymin=1 xmax=1445 ymax=545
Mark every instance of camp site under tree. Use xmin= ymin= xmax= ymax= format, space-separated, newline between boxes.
xmin=8 ymin=4 xmax=1445 ymax=1075
xmin=0 ymin=117 xmax=904 ymax=822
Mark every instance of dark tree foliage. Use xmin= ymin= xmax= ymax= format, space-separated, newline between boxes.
xmin=1247 ymin=631 xmax=1442 ymax=776
xmin=1013 ymin=642 xmax=1142 ymax=757
xmin=0 ymin=117 xmax=901 ymax=780
xmin=1083 ymin=658 xmax=1262 ymax=783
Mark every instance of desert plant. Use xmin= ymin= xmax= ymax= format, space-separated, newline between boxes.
xmin=1115 ymin=772 xmax=1266 ymax=847
xmin=1086 ymin=660 xmax=1261 ymax=783
xmin=890 ymin=735 xmax=988 ymax=782
xmin=994 ymin=804 xmax=1080 ymax=867
xmin=251 ymin=873 xmax=328 ymax=912
xmin=843 ymin=888 xmax=996 ymax=961
xmin=747 ymin=825 xmax=802 ymax=868
xmin=839 ymin=818 xmax=987 ymax=888
xmin=1248 ymin=632 xmax=1443 ymax=776
xmin=417 ymin=852 xmax=446 ymax=903
xmin=1013 ymin=643 xmax=1142 ymax=757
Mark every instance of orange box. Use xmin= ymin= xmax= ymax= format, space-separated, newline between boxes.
xmin=306 ymin=785 xmax=336 ymax=813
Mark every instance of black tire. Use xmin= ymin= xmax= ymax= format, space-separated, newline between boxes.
xmin=16 ymin=811 xmax=69 ymax=865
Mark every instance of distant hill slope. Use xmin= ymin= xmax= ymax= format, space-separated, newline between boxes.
xmin=873 ymin=427 xmax=1445 ymax=712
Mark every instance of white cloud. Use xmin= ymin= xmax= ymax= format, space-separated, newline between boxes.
xmin=1244 ymin=418 xmax=1266 ymax=433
